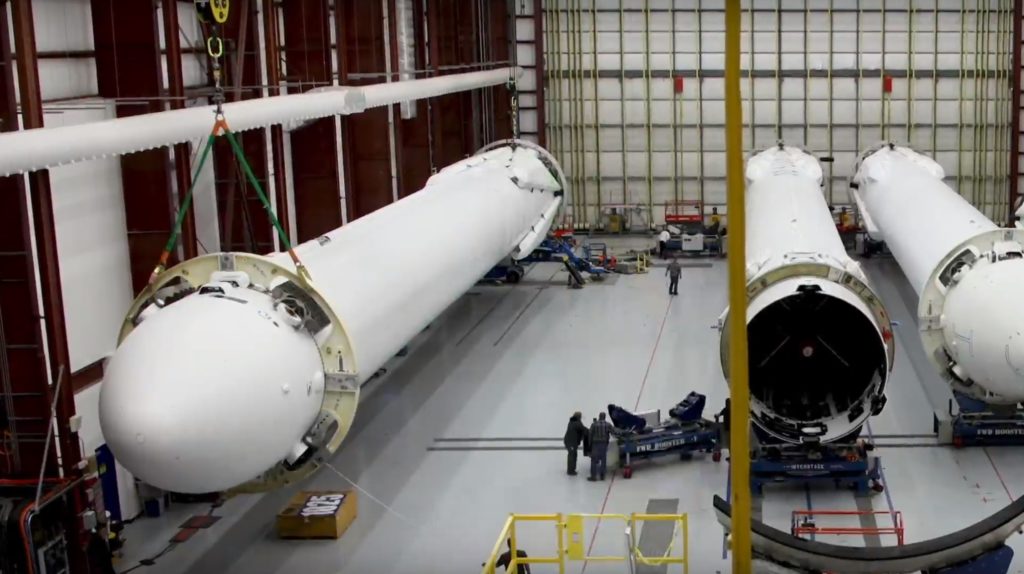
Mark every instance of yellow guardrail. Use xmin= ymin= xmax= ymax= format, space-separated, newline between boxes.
xmin=637 ymin=253 xmax=650 ymax=273
xmin=481 ymin=512 xmax=689 ymax=574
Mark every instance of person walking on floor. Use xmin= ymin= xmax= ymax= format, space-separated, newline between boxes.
xmin=587 ymin=412 xmax=614 ymax=481
xmin=658 ymin=228 xmax=671 ymax=259
xmin=563 ymin=411 xmax=588 ymax=476
xmin=666 ymin=257 xmax=682 ymax=295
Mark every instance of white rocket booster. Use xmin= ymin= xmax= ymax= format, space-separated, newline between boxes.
xmin=851 ymin=143 xmax=1024 ymax=404
xmin=720 ymin=145 xmax=894 ymax=444
xmin=99 ymin=140 xmax=565 ymax=494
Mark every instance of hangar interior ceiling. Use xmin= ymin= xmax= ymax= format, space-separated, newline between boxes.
xmin=515 ymin=0 xmax=1017 ymax=229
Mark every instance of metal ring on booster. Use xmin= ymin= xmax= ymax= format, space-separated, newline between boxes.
xmin=117 ymin=253 xmax=359 ymax=493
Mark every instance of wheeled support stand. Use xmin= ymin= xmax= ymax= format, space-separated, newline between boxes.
xmin=750 ymin=441 xmax=884 ymax=496
xmin=948 ymin=392 xmax=1024 ymax=447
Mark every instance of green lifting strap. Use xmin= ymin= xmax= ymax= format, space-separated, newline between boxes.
xmin=151 ymin=122 xmax=303 ymax=286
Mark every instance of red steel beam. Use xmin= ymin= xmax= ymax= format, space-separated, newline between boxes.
xmin=212 ymin=1 xmax=274 ymax=253
xmin=283 ymin=0 xmax=342 ymax=240
xmin=91 ymin=0 xmax=180 ymax=293
xmin=262 ymin=0 xmax=290 ymax=242
xmin=161 ymin=0 xmax=198 ymax=259
xmin=9 ymin=1 xmax=88 ymax=567
xmin=10 ymin=0 xmax=81 ymax=481
xmin=1011 ymin=0 xmax=1022 ymax=224
xmin=489 ymin=0 xmax=513 ymax=140
xmin=0 ymin=0 xmax=56 ymax=481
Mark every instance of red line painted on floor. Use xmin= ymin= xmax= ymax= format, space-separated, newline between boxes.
xmin=582 ymin=297 xmax=674 ymax=572
xmin=983 ymin=447 xmax=1014 ymax=502
xmin=633 ymin=297 xmax=674 ymax=411
xmin=580 ymin=475 xmax=616 ymax=573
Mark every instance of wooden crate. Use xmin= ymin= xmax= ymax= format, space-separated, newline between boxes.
xmin=276 ymin=490 xmax=357 ymax=539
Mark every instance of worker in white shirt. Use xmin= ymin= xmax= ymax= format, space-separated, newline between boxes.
xmin=658 ymin=228 xmax=671 ymax=259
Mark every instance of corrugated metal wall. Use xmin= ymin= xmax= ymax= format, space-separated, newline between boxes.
xmin=536 ymin=0 xmax=1015 ymax=230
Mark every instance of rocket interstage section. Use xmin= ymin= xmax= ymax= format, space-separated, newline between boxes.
xmin=852 ymin=143 xmax=1024 ymax=404
xmin=720 ymin=145 xmax=894 ymax=444
xmin=100 ymin=140 xmax=565 ymax=494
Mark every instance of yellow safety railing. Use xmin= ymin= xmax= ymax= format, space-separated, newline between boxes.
xmin=481 ymin=512 xmax=689 ymax=574
xmin=636 ymin=253 xmax=650 ymax=273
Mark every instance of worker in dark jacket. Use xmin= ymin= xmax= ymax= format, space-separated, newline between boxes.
xmin=666 ymin=257 xmax=682 ymax=295
xmin=587 ymin=412 xmax=614 ymax=481
xmin=563 ymin=411 xmax=588 ymax=476
xmin=717 ymin=399 xmax=731 ymax=458
xmin=484 ymin=539 xmax=531 ymax=574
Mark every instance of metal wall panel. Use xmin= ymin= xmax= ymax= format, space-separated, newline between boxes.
xmin=337 ymin=0 xmax=396 ymax=219
xmin=282 ymin=0 xmax=343 ymax=242
xmin=540 ymin=0 xmax=1016 ymax=229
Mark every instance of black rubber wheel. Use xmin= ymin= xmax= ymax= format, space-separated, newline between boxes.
xmin=506 ymin=267 xmax=523 ymax=284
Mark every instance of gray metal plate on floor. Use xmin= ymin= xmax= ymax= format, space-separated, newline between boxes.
xmin=636 ymin=498 xmax=680 ymax=574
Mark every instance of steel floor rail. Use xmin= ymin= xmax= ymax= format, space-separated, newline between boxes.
xmin=713 ymin=494 xmax=1024 ymax=573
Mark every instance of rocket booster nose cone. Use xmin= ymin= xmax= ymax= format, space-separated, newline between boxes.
xmin=943 ymin=258 xmax=1024 ymax=403
xmin=99 ymin=292 xmax=325 ymax=493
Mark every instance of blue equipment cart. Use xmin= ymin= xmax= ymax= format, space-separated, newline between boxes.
xmin=609 ymin=392 xmax=721 ymax=479
xmin=946 ymin=391 xmax=1024 ymax=447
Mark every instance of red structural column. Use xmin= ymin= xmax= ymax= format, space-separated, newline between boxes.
xmin=337 ymin=0 xmax=404 ymax=219
xmin=0 ymin=1 xmax=59 ymax=480
xmin=162 ymin=0 xmax=198 ymax=259
xmin=283 ymin=0 xmax=342 ymax=241
xmin=262 ymin=0 xmax=290 ymax=242
xmin=211 ymin=1 xmax=274 ymax=253
xmin=489 ymin=0 xmax=513 ymax=140
xmin=8 ymin=1 xmax=88 ymax=570
xmin=10 ymin=0 xmax=82 ymax=481
xmin=432 ymin=0 xmax=475 ymax=166
xmin=91 ymin=0 xmax=181 ymax=293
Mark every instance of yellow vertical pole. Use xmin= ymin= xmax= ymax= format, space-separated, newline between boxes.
xmin=724 ymin=1 xmax=751 ymax=572
xmin=556 ymin=513 xmax=566 ymax=574
xmin=682 ymin=514 xmax=690 ymax=574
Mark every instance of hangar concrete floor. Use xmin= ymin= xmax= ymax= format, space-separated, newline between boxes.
xmin=118 ymin=244 xmax=1024 ymax=574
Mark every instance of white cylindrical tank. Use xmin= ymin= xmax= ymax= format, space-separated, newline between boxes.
xmin=852 ymin=143 xmax=1024 ymax=404
xmin=268 ymin=143 xmax=563 ymax=383
xmin=720 ymin=145 xmax=894 ymax=444
xmin=100 ymin=140 xmax=565 ymax=493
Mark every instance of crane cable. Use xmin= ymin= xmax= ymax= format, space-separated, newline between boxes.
xmin=150 ymin=1 xmax=311 ymax=286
